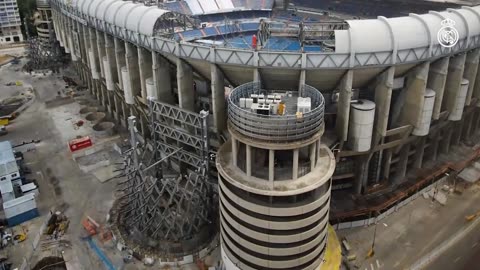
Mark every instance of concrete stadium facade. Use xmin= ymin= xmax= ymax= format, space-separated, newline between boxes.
xmin=49 ymin=0 xmax=480 ymax=268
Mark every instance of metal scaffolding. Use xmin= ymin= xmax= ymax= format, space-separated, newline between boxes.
xmin=114 ymin=101 xmax=215 ymax=256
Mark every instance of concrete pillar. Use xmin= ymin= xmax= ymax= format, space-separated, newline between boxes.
xmin=474 ymin=109 xmax=480 ymax=134
xmin=96 ymin=30 xmax=105 ymax=78
xmin=335 ymin=70 xmax=353 ymax=142
xmin=373 ymin=67 xmax=395 ymax=145
xmin=253 ymin=68 xmax=261 ymax=84
xmin=125 ymin=42 xmax=141 ymax=99
xmin=355 ymin=156 xmax=369 ymax=194
xmin=298 ymin=69 xmax=306 ymax=93
xmin=462 ymin=113 xmax=474 ymax=141
xmin=427 ymin=57 xmax=449 ymax=120
xmin=310 ymin=142 xmax=317 ymax=171
xmin=113 ymin=94 xmax=120 ymax=122
xmin=442 ymin=54 xmax=466 ymax=114
xmin=80 ymin=24 xmax=88 ymax=63
xmin=211 ymin=64 xmax=226 ymax=134
xmin=382 ymin=149 xmax=393 ymax=182
xmin=81 ymin=25 xmax=90 ymax=67
xmin=138 ymin=47 xmax=153 ymax=100
xmin=452 ymin=119 xmax=464 ymax=146
xmin=88 ymin=28 xmax=100 ymax=80
xmin=114 ymin=38 xmax=125 ymax=90
xmin=269 ymin=149 xmax=274 ymax=183
xmin=292 ymin=149 xmax=299 ymax=180
xmin=104 ymin=35 xmax=118 ymax=84
xmin=441 ymin=128 xmax=453 ymax=154
xmin=464 ymin=49 xmax=480 ymax=106
xmin=246 ymin=145 xmax=252 ymax=177
xmin=177 ymin=59 xmax=195 ymax=111
xmin=400 ymin=62 xmax=429 ymax=129
xmin=397 ymin=143 xmax=410 ymax=182
xmin=232 ymin=137 xmax=238 ymax=167
xmin=152 ymin=52 xmax=174 ymax=103
xmin=431 ymin=135 xmax=440 ymax=161
xmin=413 ymin=137 xmax=426 ymax=169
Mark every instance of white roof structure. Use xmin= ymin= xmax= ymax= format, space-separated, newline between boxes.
xmin=336 ymin=6 xmax=480 ymax=54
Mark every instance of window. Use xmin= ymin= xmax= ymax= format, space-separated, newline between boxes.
xmin=0 ymin=177 xmax=6 ymax=181
xmin=11 ymin=173 xmax=17 ymax=178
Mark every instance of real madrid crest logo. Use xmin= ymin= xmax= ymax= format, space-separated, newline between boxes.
xmin=437 ymin=18 xmax=459 ymax=48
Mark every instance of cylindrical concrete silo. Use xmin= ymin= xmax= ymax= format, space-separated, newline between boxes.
xmin=412 ymin=89 xmax=436 ymax=136
xmin=348 ymin=100 xmax=376 ymax=152
xmin=121 ymin=66 xmax=134 ymax=105
xmin=103 ymin=56 xmax=114 ymax=91
xmin=146 ymin=77 xmax=156 ymax=99
xmin=449 ymin=79 xmax=469 ymax=121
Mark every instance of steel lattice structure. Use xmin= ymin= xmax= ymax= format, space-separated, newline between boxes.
xmin=114 ymin=101 xmax=215 ymax=256
xmin=25 ymin=37 xmax=66 ymax=72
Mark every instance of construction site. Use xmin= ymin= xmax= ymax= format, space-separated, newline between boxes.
xmin=0 ymin=0 xmax=479 ymax=269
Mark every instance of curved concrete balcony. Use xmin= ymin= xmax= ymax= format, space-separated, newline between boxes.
xmin=228 ymin=82 xmax=325 ymax=143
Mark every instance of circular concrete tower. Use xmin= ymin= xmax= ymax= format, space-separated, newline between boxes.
xmin=216 ymin=82 xmax=336 ymax=270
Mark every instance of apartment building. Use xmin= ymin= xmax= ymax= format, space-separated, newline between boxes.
xmin=0 ymin=0 xmax=23 ymax=44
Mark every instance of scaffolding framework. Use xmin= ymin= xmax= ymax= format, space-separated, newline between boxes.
xmin=114 ymin=101 xmax=215 ymax=256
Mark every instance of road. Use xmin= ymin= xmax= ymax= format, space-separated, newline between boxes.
xmin=425 ymin=219 xmax=480 ymax=270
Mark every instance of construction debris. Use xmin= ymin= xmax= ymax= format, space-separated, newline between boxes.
xmin=46 ymin=211 xmax=70 ymax=239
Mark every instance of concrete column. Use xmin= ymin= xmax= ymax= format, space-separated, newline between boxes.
xmin=452 ymin=119 xmax=464 ymax=146
xmin=152 ymin=52 xmax=174 ymax=103
xmin=113 ymin=94 xmax=120 ymax=122
xmin=298 ymin=70 xmax=306 ymax=93
xmin=382 ymin=149 xmax=393 ymax=182
xmin=397 ymin=143 xmax=410 ymax=182
xmin=335 ymin=70 xmax=353 ymax=142
xmin=96 ymin=30 xmax=106 ymax=78
xmin=246 ymin=145 xmax=252 ymax=177
xmin=431 ymin=135 xmax=440 ymax=161
xmin=441 ymin=128 xmax=453 ymax=154
xmin=104 ymin=35 xmax=117 ymax=82
xmin=88 ymin=28 xmax=100 ymax=80
xmin=211 ymin=64 xmax=226 ymax=134
xmin=292 ymin=149 xmax=299 ymax=180
xmin=125 ymin=42 xmax=141 ymax=99
xmin=138 ymin=47 xmax=153 ymax=100
xmin=400 ymin=62 xmax=429 ymax=129
xmin=81 ymin=25 xmax=90 ymax=67
xmin=462 ymin=113 xmax=474 ymax=141
xmin=114 ymin=38 xmax=125 ymax=89
xmin=253 ymin=68 xmax=261 ymax=84
xmin=355 ymin=155 xmax=369 ymax=194
xmin=232 ymin=137 xmax=238 ymax=167
xmin=474 ymin=109 xmax=480 ymax=134
xmin=269 ymin=149 xmax=274 ymax=183
xmin=316 ymin=139 xmax=321 ymax=161
xmin=442 ymin=54 xmax=466 ymax=114
xmin=310 ymin=142 xmax=317 ymax=171
xmin=413 ymin=137 xmax=426 ymax=169
xmin=464 ymin=49 xmax=480 ymax=106
xmin=427 ymin=57 xmax=449 ymax=120
xmin=373 ymin=67 xmax=395 ymax=145
xmin=177 ymin=59 xmax=195 ymax=111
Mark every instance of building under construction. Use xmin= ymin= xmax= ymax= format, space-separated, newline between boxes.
xmin=48 ymin=0 xmax=480 ymax=268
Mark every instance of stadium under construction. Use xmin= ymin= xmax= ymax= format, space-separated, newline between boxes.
xmin=46 ymin=0 xmax=480 ymax=269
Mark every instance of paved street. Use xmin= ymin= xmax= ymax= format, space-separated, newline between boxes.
xmin=424 ymin=218 xmax=480 ymax=270
xmin=337 ymin=165 xmax=480 ymax=270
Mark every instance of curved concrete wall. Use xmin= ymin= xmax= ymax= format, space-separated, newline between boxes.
xmin=50 ymin=0 xmax=480 ymax=90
